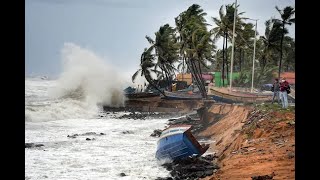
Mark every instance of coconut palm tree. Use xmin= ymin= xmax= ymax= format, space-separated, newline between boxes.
xmin=282 ymin=36 xmax=295 ymax=71
xmin=145 ymin=24 xmax=179 ymax=90
xmin=132 ymin=47 xmax=164 ymax=95
xmin=235 ymin=22 xmax=255 ymax=71
xmin=259 ymin=19 xmax=285 ymax=69
xmin=211 ymin=3 xmax=246 ymax=86
xmin=174 ymin=4 xmax=213 ymax=98
xmin=273 ymin=6 xmax=295 ymax=78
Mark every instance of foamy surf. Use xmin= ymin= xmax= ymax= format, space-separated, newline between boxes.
xmin=25 ymin=42 xmax=130 ymax=122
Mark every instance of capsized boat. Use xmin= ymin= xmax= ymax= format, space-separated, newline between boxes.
xmin=155 ymin=125 xmax=209 ymax=161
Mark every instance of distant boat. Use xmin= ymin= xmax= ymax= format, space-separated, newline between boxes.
xmin=160 ymin=91 xmax=202 ymax=100
xmin=155 ymin=125 xmax=209 ymax=161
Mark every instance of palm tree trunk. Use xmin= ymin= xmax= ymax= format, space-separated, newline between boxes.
xmin=225 ymin=34 xmax=229 ymax=86
xmin=243 ymin=50 xmax=245 ymax=68
xmin=145 ymin=77 xmax=166 ymax=97
xmin=239 ymin=49 xmax=242 ymax=71
xmin=278 ymin=23 xmax=285 ymax=79
xmin=197 ymin=59 xmax=207 ymax=97
xmin=188 ymin=58 xmax=206 ymax=98
xmin=222 ymin=33 xmax=226 ymax=86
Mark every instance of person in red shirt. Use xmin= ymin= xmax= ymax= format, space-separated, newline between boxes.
xmin=279 ymin=77 xmax=289 ymax=108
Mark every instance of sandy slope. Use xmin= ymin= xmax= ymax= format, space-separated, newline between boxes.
xmin=198 ymin=104 xmax=295 ymax=180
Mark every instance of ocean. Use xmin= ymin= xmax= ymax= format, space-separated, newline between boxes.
xmin=25 ymin=77 xmax=172 ymax=180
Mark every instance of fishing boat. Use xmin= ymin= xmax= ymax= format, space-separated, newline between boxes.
xmin=208 ymin=87 xmax=273 ymax=103
xmin=160 ymin=90 xmax=203 ymax=100
xmin=125 ymin=92 xmax=159 ymax=99
xmin=155 ymin=125 xmax=209 ymax=161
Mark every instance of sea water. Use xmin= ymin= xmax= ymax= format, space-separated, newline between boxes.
xmin=25 ymin=43 xmax=171 ymax=180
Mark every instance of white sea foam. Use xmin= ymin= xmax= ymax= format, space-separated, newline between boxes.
xmin=25 ymin=118 xmax=170 ymax=180
xmin=25 ymin=42 xmax=129 ymax=122
xmin=25 ymin=76 xmax=171 ymax=179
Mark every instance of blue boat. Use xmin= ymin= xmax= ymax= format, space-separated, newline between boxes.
xmin=155 ymin=125 xmax=209 ymax=161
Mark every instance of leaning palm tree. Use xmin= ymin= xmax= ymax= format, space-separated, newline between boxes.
xmin=174 ymin=4 xmax=213 ymax=98
xmin=132 ymin=48 xmax=164 ymax=96
xmin=145 ymin=24 xmax=179 ymax=90
xmin=273 ymin=6 xmax=295 ymax=78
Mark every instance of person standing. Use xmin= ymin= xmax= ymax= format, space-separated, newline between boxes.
xmin=271 ymin=78 xmax=280 ymax=104
xmin=279 ymin=77 xmax=290 ymax=108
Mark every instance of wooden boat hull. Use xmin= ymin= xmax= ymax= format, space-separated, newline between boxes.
xmin=155 ymin=125 xmax=209 ymax=160
xmin=160 ymin=91 xmax=202 ymax=100
xmin=125 ymin=92 xmax=159 ymax=99
xmin=209 ymin=88 xmax=272 ymax=103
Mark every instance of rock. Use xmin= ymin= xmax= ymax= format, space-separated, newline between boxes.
xmin=287 ymin=152 xmax=295 ymax=159
xmin=122 ymin=131 xmax=134 ymax=134
xmin=100 ymin=133 xmax=105 ymax=135
xmin=150 ymin=129 xmax=162 ymax=137
xmin=67 ymin=134 xmax=79 ymax=138
xmin=196 ymin=172 xmax=206 ymax=178
xmin=206 ymin=164 xmax=220 ymax=170
xmin=25 ymin=143 xmax=44 ymax=148
xmin=204 ymin=170 xmax=214 ymax=176
xmin=251 ymin=172 xmax=275 ymax=180
xmin=287 ymin=121 xmax=295 ymax=126
xmin=155 ymin=178 xmax=173 ymax=180
xmin=86 ymin=138 xmax=91 ymax=141
xmin=83 ymin=132 xmax=97 ymax=135
xmin=119 ymin=173 xmax=126 ymax=177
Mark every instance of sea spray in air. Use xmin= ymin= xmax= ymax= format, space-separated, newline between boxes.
xmin=25 ymin=42 xmax=128 ymax=122
xmin=51 ymin=42 xmax=126 ymax=107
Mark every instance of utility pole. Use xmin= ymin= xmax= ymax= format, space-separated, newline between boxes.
xmin=229 ymin=0 xmax=237 ymax=92
xmin=248 ymin=19 xmax=258 ymax=93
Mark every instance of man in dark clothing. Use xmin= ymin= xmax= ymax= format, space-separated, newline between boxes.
xmin=279 ymin=77 xmax=290 ymax=108
xmin=271 ymin=78 xmax=280 ymax=104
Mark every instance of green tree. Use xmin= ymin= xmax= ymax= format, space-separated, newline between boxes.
xmin=273 ymin=6 xmax=295 ymax=78
xmin=175 ymin=4 xmax=214 ymax=98
xmin=145 ymin=24 xmax=179 ymax=89
xmin=132 ymin=48 xmax=164 ymax=95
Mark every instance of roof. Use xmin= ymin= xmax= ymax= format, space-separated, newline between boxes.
xmin=201 ymin=74 xmax=213 ymax=80
xmin=280 ymin=72 xmax=295 ymax=84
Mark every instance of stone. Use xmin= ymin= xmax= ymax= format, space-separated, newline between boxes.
xmin=287 ymin=152 xmax=295 ymax=159
xmin=25 ymin=143 xmax=44 ymax=148
xmin=119 ymin=173 xmax=126 ymax=177
xmin=204 ymin=170 xmax=213 ymax=176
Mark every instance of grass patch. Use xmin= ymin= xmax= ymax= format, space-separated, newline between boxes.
xmin=255 ymin=103 xmax=295 ymax=113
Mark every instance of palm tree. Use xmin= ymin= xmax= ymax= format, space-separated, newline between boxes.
xmin=235 ymin=22 xmax=255 ymax=71
xmin=132 ymin=48 xmax=164 ymax=95
xmin=259 ymin=19 xmax=285 ymax=69
xmin=145 ymin=24 xmax=179 ymax=90
xmin=282 ymin=36 xmax=295 ymax=71
xmin=273 ymin=6 xmax=295 ymax=78
xmin=175 ymin=4 xmax=213 ymax=98
xmin=211 ymin=3 xmax=246 ymax=86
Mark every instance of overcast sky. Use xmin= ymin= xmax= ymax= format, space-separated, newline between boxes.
xmin=25 ymin=0 xmax=295 ymax=78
